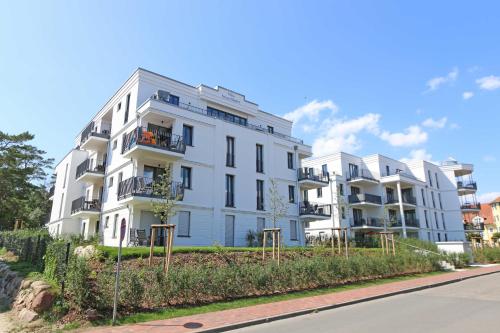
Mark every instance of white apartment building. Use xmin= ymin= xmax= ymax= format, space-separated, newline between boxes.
xmin=47 ymin=68 xmax=318 ymax=247
xmin=303 ymin=152 xmax=468 ymax=243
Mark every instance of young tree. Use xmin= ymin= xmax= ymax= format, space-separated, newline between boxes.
xmin=0 ymin=131 xmax=53 ymax=229
xmin=268 ymin=178 xmax=289 ymax=228
xmin=151 ymin=165 xmax=180 ymax=225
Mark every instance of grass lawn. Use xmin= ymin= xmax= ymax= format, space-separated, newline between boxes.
xmin=91 ymin=270 xmax=446 ymax=327
xmin=98 ymin=245 xmax=382 ymax=260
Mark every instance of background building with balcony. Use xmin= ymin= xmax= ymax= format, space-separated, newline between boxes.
xmin=47 ymin=68 xmax=313 ymax=247
xmin=302 ymin=152 xmax=468 ymax=243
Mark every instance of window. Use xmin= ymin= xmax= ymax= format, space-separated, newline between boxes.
xmin=303 ymin=190 xmax=309 ymax=202
xmin=288 ymin=185 xmax=295 ymax=203
xmin=112 ymin=214 xmax=118 ymax=238
xmin=183 ymin=125 xmax=193 ymax=146
xmin=118 ymin=172 xmax=123 ymax=186
xmin=424 ymin=210 xmax=429 ymax=228
xmin=341 ymin=206 xmax=346 ymax=219
xmin=385 ymin=165 xmax=390 ymax=176
xmin=225 ymin=175 xmax=235 ymax=207
xmin=434 ymin=212 xmax=439 ymax=229
xmin=112 ymin=140 xmax=117 ymax=150
xmin=168 ymin=94 xmax=179 ymax=105
xmin=317 ymin=187 xmax=323 ymax=198
xmin=421 ymin=189 xmax=426 ymax=206
xmin=257 ymin=217 xmax=265 ymax=232
xmin=267 ymin=126 xmax=274 ymax=134
xmin=207 ymin=106 xmax=247 ymax=126
xmin=63 ymin=163 xmax=68 ymax=188
xmin=256 ymin=144 xmax=264 ymax=173
xmin=435 ymin=173 xmax=440 ymax=189
xmin=441 ymin=213 xmax=446 ymax=230
xmin=81 ymin=222 xmax=86 ymax=237
xmin=109 ymin=176 xmax=114 ymax=188
xmin=124 ymin=93 xmax=131 ymax=124
xmin=105 ymin=216 xmax=109 ymax=228
xmin=226 ymin=137 xmax=235 ymax=167
xmin=181 ymin=166 xmax=192 ymax=189
xmin=256 ymin=180 xmax=264 ymax=210
xmin=339 ymin=184 xmax=344 ymax=195
xmin=444 ymin=233 xmax=448 ymax=241
xmin=322 ymin=164 xmax=328 ymax=176
xmin=287 ymin=152 xmax=294 ymax=169
xmin=437 ymin=233 xmax=441 ymax=242
xmin=58 ymin=193 xmax=64 ymax=218
xmin=438 ymin=193 xmax=443 ymax=209
xmin=428 ymin=170 xmax=433 ymax=186
xmin=290 ymin=220 xmax=298 ymax=240
xmin=178 ymin=211 xmax=190 ymax=237
xmin=431 ymin=192 xmax=436 ymax=208
xmin=117 ymin=102 xmax=121 ymax=111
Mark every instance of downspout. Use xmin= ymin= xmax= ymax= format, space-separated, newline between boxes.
xmin=294 ymin=146 xmax=302 ymax=245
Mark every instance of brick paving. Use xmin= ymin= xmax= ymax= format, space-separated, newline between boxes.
xmin=87 ymin=265 xmax=500 ymax=333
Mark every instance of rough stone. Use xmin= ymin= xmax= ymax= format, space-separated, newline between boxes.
xmin=21 ymin=279 xmax=33 ymax=290
xmin=85 ymin=308 xmax=100 ymax=321
xmin=18 ymin=308 xmax=39 ymax=322
xmin=31 ymin=291 xmax=55 ymax=313
xmin=74 ymin=245 xmax=99 ymax=259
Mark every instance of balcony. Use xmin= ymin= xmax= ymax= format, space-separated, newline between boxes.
xmin=350 ymin=217 xmax=384 ymax=229
xmin=461 ymin=203 xmax=481 ymax=211
xmin=348 ymin=193 xmax=382 ymax=206
xmin=380 ymin=170 xmax=421 ymax=186
xmin=464 ymin=223 xmax=484 ymax=233
xmin=346 ymin=169 xmax=379 ymax=185
xmin=299 ymin=202 xmax=331 ymax=222
xmin=75 ymin=158 xmax=105 ymax=183
xmin=297 ymin=168 xmax=329 ymax=190
xmin=387 ymin=218 xmax=420 ymax=229
xmin=457 ymin=181 xmax=477 ymax=195
xmin=121 ymin=127 xmax=186 ymax=161
xmin=385 ymin=195 xmax=417 ymax=207
xmin=80 ymin=122 xmax=110 ymax=151
xmin=441 ymin=160 xmax=473 ymax=177
xmin=71 ymin=197 xmax=101 ymax=217
xmin=117 ymin=176 xmax=184 ymax=205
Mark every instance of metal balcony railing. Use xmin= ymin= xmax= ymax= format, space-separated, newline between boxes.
xmin=464 ymin=223 xmax=484 ymax=231
xmin=461 ymin=203 xmax=481 ymax=210
xmin=297 ymin=168 xmax=329 ymax=183
xmin=71 ymin=197 xmax=101 ymax=214
xmin=350 ymin=217 xmax=384 ymax=228
xmin=117 ymin=176 xmax=184 ymax=201
xmin=121 ymin=127 xmax=186 ymax=155
xmin=457 ymin=181 xmax=477 ymax=191
xmin=299 ymin=202 xmax=331 ymax=217
xmin=385 ymin=195 xmax=417 ymax=205
xmin=80 ymin=121 xmax=111 ymax=145
xmin=348 ymin=193 xmax=382 ymax=205
xmin=75 ymin=158 xmax=106 ymax=179
xmin=381 ymin=170 xmax=418 ymax=180
xmin=346 ymin=169 xmax=378 ymax=182
xmin=387 ymin=218 xmax=420 ymax=228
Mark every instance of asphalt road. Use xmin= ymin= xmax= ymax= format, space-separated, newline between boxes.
xmin=230 ymin=273 xmax=500 ymax=333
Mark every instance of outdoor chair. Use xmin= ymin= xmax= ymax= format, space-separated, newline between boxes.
xmin=129 ymin=228 xmax=139 ymax=246
xmin=136 ymin=229 xmax=148 ymax=246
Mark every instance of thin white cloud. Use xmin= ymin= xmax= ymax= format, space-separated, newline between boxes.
xmin=422 ymin=117 xmax=447 ymax=129
xmin=462 ymin=91 xmax=474 ymax=100
xmin=400 ymin=149 xmax=438 ymax=165
xmin=312 ymin=113 xmax=381 ymax=156
xmin=379 ymin=125 xmax=428 ymax=147
xmin=477 ymin=192 xmax=500 ymax=204
xmin=284 ymin=100 xmax=338 ymax=124
xmin=449 ymin=123 xmax=460 ymax=130
xmin=483 ymin=155 xmax=496 ymax=162
xmin=476 ymin=75 xmax=500 ymax=91
xmin=425 ymin=68 xmax=459 ymax=92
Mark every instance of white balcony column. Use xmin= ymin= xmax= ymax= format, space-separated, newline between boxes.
xmin=396 ymin=181 xmax=407 ymax=238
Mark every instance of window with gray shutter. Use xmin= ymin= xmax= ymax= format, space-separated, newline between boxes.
xmin=257 ymin=217 xmax=265 ymax=232
xmin=290 ymin=220 xmax=298 ymax=240
xmin=178 ymin=211 xmax=190 ymax=237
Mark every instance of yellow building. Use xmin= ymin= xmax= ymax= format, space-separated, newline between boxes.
xmin=489 ymin=197 xmax=500 ymax=244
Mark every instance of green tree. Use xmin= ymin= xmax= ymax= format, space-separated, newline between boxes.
xmin=268 ymin=178 xmax=289 ymax=228
xmin=151 ymin=165 xmax=180 ymax=224
xmin=0 ymin=131 xmax=53 ymax=229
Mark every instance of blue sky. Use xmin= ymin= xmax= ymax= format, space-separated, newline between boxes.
xmin=1 ymin=1 xmax=499 ymax=201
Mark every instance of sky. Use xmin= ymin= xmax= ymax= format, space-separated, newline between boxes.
xmin=1 ymin=1 xmax=499 ymax=201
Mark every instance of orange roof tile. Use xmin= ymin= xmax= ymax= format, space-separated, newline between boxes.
xmin=480 ymin=203 xmax=494 ymax=224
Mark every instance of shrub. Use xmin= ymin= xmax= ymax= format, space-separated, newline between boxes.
xmin=0 ymin=229 xmax=52 ymax=269
xmin=473 ymin=246 xmax=500 ymax=263
xmin=66 ymin=257 xmax=93 ymax=309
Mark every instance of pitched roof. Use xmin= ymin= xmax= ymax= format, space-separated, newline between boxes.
xmin=489 ymin=196 xmax=500 ymax=205
xmin=480 ymin=203 xmax=494 ymax=224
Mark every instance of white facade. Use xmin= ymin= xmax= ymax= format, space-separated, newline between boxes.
xmin=303 ymin=152 xmax=467 ymax=243
xmin=47 ymin=68 xmax=315 ymax=247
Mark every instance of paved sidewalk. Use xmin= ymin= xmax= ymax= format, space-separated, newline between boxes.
xmin=87 ymin=265 xmax=500 ymax=333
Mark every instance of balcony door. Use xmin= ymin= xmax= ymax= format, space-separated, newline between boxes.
xmin=386 ymin=188 xmax=395 ymax=202
xmin=349 ymin=163 xmax=359 ymax=178
xmin=353 ymin=208 xmax=363 ymax=223
xmin=225 ymin=215 xmax=235 ymax=246
xmin=147 ymin=123 xmax=172 ymax=146
xmin=351 ymin=186 xmax=360 ymax=195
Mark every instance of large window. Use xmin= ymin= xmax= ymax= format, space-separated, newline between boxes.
xmin=290 ymin=220 xmax=298 ymax=240
xmin=428 ymin=170 xmax=433 ymax=187
xmin=287 ymin=152 xmax=294 ymax=169
xmin=225 ymin=174 xmax=235 ymax=207
xmin=434 ymin=212 xmax=439 ymax=229
xmin=226 ymin=136 xmax=235 ymax=167
xmin=421 ymin=188 xmax=426 ymax=206
xmin=256 ymin=144 xmax=264 ymax=173
xmin=424 ymin=210 xmax=429 ymax=228
xmin=256 ymin=180 xmax=264 ymax=210
xmin=178 ymin=211 xmax=191 ymax=237
xmin=124 ymin=93 xmax=131 ymax=124
xmin=288 ymin=185 xmax=295 ymax=203
xmin=183 ymin=125 xmax=193 ymax=146
xmin=322 ymin=164 xmax=328 ymax=177
xmin=257 ymin=217 xmax=265 ymax=232
xmin=438 ymin=193 xmax=443 ymax=209
xmin=317 ymin=187 xmax=322 ymax=198
xmin=441 ymin=213 xmax=446 ymax=230
xmin=112 ymin=214 xmax=119 ymax=238
xmin=207 ymin=106 xmax=247 ymax=126
xmin=181 ymin=166 xmax=192 ymax=189
xmin=431 ymin=192 xmax=436 ymax=208
xmin=435 ymin=172 xmax=440 ymax=189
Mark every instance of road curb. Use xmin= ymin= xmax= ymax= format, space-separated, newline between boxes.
xmin=198 ymin=269 xmax=500 ymax=333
